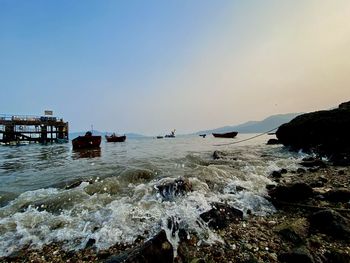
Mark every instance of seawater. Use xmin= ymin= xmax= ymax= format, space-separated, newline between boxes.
xmin=0 ymin=134 xmax=308 ymax=257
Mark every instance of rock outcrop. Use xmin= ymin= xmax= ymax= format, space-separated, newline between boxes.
xmin=276 ymin=101 xmax=350 ymax=165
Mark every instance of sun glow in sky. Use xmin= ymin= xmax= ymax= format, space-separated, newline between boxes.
xmin=1 ymin=0 xmax=349 ymax=135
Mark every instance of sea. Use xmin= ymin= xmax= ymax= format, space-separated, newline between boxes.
xmin=0 ymin=134 xmax=309 ymax=257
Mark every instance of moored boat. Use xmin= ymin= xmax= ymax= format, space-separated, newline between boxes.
xmin=72 ymin=131 xmax=101 ymax=149
xmin=165 ymin=129 xmax=176 ymax=138
xmin=212 ymin=131 xmax=238 ymax=138
xmin=199 ymin=134 xmax=206 ymax=138
xmin=105 ymin=133 xmax=126 ymax=142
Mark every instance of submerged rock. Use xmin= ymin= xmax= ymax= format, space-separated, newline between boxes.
xmin=213 ymin=150 xmax=237 ymax=160
xmin=200 ymin=203 xmax=243 ymax=229
xmin=105 ymin=230 xmax=173 ymax=263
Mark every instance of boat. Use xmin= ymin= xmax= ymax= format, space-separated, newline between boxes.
xmin=165 ymin=129 xmax=176 ymax=138
xmin=72 ymin=131 xmax=101 ymax=149
xmin=212 ymin=131 xmax=238 ymax=138
xmin=105 ymin=133 xmax=126 ymax=142
xmin=199 ymin=134 xmax=206 ymax=138
xmin=156 ymin=136 xmax=164 ymax=139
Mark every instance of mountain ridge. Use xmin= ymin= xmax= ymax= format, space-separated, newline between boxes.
xmin=195 ymin=113 xmax=302 ymax=135
xmin=69 ymin=113 xmax=302 ymax=138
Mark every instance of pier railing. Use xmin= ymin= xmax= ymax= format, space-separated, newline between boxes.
xmin=0 ymin=114 xmax=64 ymax=122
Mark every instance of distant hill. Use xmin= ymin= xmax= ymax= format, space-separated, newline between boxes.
xmin=69 ymin=131 xmax=146 ymax=139
xmin=195 ymin=113 xmax=302 ymax=134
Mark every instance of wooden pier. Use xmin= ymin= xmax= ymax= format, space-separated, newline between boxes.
xmin=0 ymin=114 xmax=69 ymax=144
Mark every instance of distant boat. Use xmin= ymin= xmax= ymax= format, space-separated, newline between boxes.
xmin=212 ymin=131 xmax=238 ymax=138
xmin=72 ymin=131 xmax=101 ymax=149
xmin=165 ymin=129 xmax=176 ymax=138
xmin=156 ymin=136 xmax=164 ymax=139
xmin=199 ymin=134 xmax=206 ymax=138
xmin=105 ymin=133 xmax=126 ymax=142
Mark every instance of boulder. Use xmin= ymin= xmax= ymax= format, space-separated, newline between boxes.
xmin=323 ymin=188 xmax=350 ymax=202
xmin=268 ymin=183 xmax=314 ymax=202
xmin=105 ymin=230 xmax=173 ymax=263
xmin=276 ymin=101 xmax=350 ymax=164
xmin=277 ymin=228 xmax=303 ymax=245
xmin=200 ymin=203 xmax=243 ymax=229
xmin=267 ymin=139 xmax=280 ymax=145
xmin=309 ymin=209 xmax=350 ymax=240
xmin=324 ymin=249 xmax=350 ymax=263
xmin=278 ymin=247 xmax=314 ymax=263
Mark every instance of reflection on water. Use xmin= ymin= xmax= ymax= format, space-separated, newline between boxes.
xmin=72 ymin=148 xmax=102 ymax=159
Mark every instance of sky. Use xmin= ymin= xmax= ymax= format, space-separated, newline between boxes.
xmin=0 ymin=0 xmax=349 ymax=135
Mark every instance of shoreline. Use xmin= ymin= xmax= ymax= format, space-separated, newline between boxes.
xmin=2 ymin=165 xmax=349 ymax=263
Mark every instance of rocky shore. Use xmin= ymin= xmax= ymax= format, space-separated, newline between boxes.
xmin=2 ymin=102 xmax=350 ymax=263
xmin=3 ymin=164 xmax=349 ymax=263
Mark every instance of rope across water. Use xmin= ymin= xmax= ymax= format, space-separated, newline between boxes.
xmin=214 ymin=127 xmax=279 ymax=146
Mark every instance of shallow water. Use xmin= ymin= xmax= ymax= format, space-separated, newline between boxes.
xmin=0 ymin=134 xmax=308 ymax=257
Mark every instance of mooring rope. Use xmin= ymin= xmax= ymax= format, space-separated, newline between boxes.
xmin=214 ymin=127 xmax=279 ymax=146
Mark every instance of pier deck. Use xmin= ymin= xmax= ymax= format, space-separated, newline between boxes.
xmin=0 ymin=114 xmax=69 ymax=144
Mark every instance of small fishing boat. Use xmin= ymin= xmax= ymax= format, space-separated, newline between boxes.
xmin=156 ymin=136 xmax=164 ymax=139
xmin=212 ymin=131 xmax=238 ymax=138
xmin=199 ymin=134 xmax=206 ymax=138
xmin=72 ymin=131 xmax=101 ymax=149
xmin=105 ymin=133 xmax=126 ymax=142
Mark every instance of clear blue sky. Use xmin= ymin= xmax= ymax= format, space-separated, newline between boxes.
xmin=1 ymin=1 xmax=349 ymax=135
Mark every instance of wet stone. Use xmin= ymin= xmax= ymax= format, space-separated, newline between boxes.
xmin=156 ymin=178 xmax=192 ymax=201
xmin=200 ymin=203 xmax=243 ymax=229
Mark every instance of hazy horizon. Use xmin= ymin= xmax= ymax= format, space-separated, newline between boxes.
xmin=1 ymin=1 xmax=349 ymax=136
